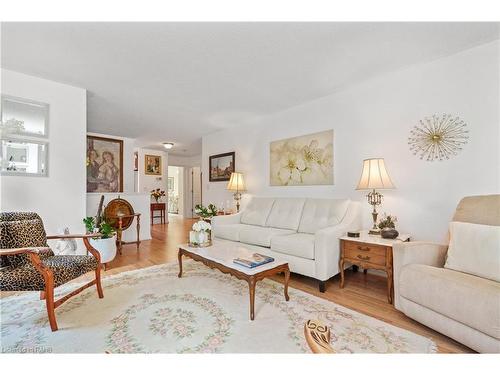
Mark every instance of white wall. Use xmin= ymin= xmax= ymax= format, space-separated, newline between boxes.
xmin=202 ymin=41 xmax=500 ymax=242
xmin=1 ymin=69 xmax=87 ymax=235
xmin=87 ymin=132 xmax=136 ymax=193
xmin=168 ymin=153 xmax=201 ymax=168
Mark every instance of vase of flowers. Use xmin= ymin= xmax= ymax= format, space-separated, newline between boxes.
xmin=189 ymin=220 xmax=212 ymax=247
xmin=194 ymin=203 xmax=218 ymax=221
xmin=378 ymin=213 xmax=399 ymax=239
xmin=151 ymin=188 xmax=166 ymax=203
xmin=83 ymin=216 xmax=117 ymax=263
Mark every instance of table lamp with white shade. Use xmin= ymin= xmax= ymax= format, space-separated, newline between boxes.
xmin=227 ymin=172 xmax=246 ymax=212
xmin=356 ymin=158 xmax=395 ymax=235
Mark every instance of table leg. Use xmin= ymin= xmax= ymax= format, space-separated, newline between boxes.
xmin=284 ymin=267 xmax=290 ymax=301
xmin=339 ymin=258 xmax=345 ymax=288
xmin=117 ymin=218 xmax=123 ymax=255
xmin=178 ymin=250 xmax=183 ymax=278
xmin=136 ymin=215 xmax=141 ymax=251
xmin=248 ymin=277 xmax=256 ymax=320
xmin=386 ymin=268 xmax=393 ymax=304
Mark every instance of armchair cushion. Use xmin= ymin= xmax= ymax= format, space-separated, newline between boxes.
xmin=445 ymin=221 xmax=500 ymax=283
xmin=0 ymin=216 xmax=49 ymax=268
xmin=0 ymin=255 xmax=98 ymax=291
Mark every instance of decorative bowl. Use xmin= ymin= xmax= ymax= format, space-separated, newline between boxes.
xmin=381 ymin=228 xmax=399 ymax=239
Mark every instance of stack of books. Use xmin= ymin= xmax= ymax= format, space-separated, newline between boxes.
xmin=233 ymin=253 xmax=274 ymax=268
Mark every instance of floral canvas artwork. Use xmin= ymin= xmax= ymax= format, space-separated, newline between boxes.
xmin=270 ymin=130 xmax=333 ymax=186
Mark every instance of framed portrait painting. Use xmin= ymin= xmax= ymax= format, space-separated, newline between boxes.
xmin=209 ymin=151 xmax=235 ymax=182
xmin=145 ymin=154 xmax=162 ymax=175
xmin=86 ymin=135 xmax=123 ymax=192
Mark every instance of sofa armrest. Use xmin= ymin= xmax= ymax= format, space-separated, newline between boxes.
xmin=314 ymin=225 xmax=349 ymax=281
xmin=392 ymin=241 xmax=448 ymax=310
xmin=313 ymin=201 xmax=362 ymax=281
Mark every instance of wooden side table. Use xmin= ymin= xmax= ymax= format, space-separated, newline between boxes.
xmin=339 ymin=231 xmax=410 ymax=304
xmin=150 ymin=202 xmax=166 ymax=224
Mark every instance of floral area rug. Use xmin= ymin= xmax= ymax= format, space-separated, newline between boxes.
xmin=0 ymin=261 xmax=436 ymax=353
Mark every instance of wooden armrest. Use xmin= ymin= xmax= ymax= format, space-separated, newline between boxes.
xmin=304 ymin=320 xmax=335 ymax=354
xmin=0 ymin=247 xmax=51 ymax=256
xmin=47 ymin=233 xmax=103 ymax=240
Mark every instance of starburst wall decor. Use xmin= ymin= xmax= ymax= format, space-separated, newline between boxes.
xmin=408 ymin=114 xmax=469 ymax=161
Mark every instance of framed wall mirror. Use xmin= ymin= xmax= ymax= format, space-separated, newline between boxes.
xmin=0 ymin=139 xmax=48 ymax=176
xmin=0 ymin=95 xmax=49 ymax=138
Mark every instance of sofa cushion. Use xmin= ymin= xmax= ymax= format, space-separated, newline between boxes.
xmin=445 ymin=221 xmax=500 ymax=282
xmin=213 ymin=223 xmax=250 ymax=242
xmin=238 ymin=226 xmax=295 ymax=248
xmin=298 ymin=199 xmax=350 ymax=234
xmin=271 ymin=233 xmax=315 ymax=260
xmin=265 ymin=198 xmax=306 ymax=230
xmin=240 ymin=197 xmax=275 ymax=227
xmin=399 ymin=264 xmax=500 ymax=339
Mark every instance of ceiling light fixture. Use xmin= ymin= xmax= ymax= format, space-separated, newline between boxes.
xmin=163 ymin=142 xmax=174 ymax=150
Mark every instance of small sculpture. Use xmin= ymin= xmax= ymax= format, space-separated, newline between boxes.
xmin=54 ymin=227 xmax=77 ymax=255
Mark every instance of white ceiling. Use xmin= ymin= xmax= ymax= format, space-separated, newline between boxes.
xmin=1 ymin=22 xmax=498 ymax=156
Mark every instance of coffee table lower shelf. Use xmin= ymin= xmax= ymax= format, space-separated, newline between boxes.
xmin=178 ymin=247 xmax=290 ymax=320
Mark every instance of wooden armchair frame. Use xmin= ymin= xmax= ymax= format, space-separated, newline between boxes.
xmin=304 ymin=320 xmax=335 ymax=353
xmin=1 ymin=233 xmax=104 ymax=332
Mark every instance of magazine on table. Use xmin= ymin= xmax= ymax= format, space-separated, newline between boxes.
xmin=233 ymin=253 xmax=275 ymax=268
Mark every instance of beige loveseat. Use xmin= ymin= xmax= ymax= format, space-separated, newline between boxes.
xmin=212 ymin=197 xmax=361 ymax=292
xmin=393 ymin=195 xmax=500 ymax=353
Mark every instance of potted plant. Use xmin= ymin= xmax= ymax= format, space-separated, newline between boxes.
xmin=83 ymin=216 xmax=117 ymax=264
xmin=194 ymin=203 xmax=218 ymax=221
xmin=150 ymin=188 xmax=166 ymax=203
xmin=378 ymin=213 xmax=399 ymax=239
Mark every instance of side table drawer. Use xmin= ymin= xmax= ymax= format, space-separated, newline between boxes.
xmin=343 ymin=241 xmax=388 ymax=267
xmin=344 ymin=249 xmax=386 ymax=266
xmin=343 ymin=241 xmax=387 ymax=257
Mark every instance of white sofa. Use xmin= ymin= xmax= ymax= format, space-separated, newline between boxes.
xmin=393 ymin=195 xmax=500 ymax=353
xmin=211 ymin=197 xmax=361 ymax=292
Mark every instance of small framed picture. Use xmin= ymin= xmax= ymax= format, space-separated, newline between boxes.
xmin=209 ymin=152 xmax=235 ymax=182
xmin=145 ymin=154 xmax=162 ymax=175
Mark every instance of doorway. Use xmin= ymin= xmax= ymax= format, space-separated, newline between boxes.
xmin=167 ymin=165 xmax=202 ymax=219
xmin=167 ymin=166 xmax=184 ymax=217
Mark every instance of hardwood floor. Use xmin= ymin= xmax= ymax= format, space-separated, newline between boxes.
xmin=1 ymin=215 xmax=473 ymax=353
xmin=103 ymin=215 xmax=473 ymax=353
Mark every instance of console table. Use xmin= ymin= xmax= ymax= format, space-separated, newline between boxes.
xmin=150 ymin=202 xmax=166 ymax=224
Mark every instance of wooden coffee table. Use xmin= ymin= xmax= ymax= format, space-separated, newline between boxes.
xmin=178 ymin=241 xmax=290 ymax=320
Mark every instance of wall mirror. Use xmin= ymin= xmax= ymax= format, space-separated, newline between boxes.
xmin=0 ymin=95 xmax=49 ymax=138
xmin=0 ymin=139 xmax=48 ymax=176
